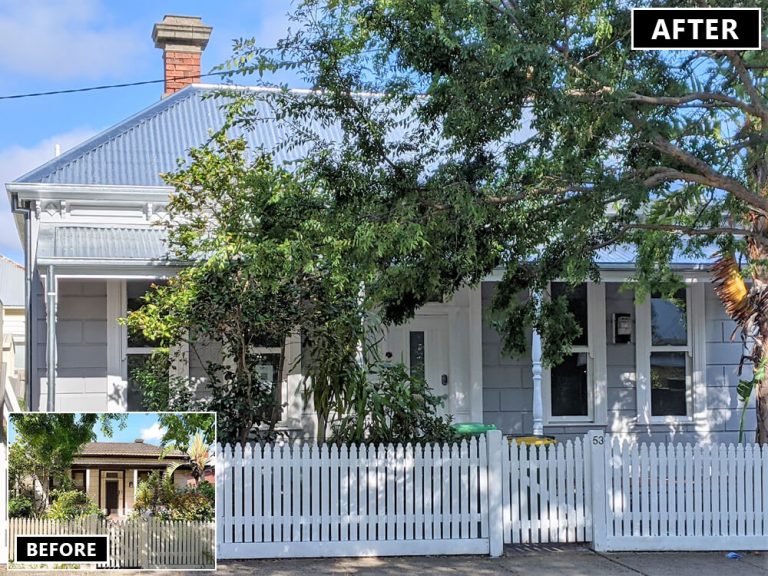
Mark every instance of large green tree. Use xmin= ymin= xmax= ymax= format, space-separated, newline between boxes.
xmin=220 ymin=0 xmax=768 ymax=442
xmin=10 ymin=414 xmax=126 ymax=513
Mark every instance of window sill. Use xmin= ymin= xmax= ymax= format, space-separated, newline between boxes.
xmin=648 ymin=415 xmax=694 ymax=425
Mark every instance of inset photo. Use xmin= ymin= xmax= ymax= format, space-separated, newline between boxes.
xmin=7 ymin=412 xmax=216 ymax=571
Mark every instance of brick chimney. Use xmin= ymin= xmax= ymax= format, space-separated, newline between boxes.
xmin=152 ymin=15 xmax=212 ymax=97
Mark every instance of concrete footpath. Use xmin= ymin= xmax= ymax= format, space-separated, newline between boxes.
xmin=4 ymin=545 xmax=767 ymax=575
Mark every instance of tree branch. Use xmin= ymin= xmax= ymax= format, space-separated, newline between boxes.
xmin=643 ymin=137 xmax=768 ymax=214
xmin=626 ymin=91 xmax=762 ymax=117
xmin=724 ymin=51 xmax=768 ymax=121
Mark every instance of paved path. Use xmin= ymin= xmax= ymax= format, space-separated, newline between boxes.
xmin=4 ymin=545 xmax=767 ymax=575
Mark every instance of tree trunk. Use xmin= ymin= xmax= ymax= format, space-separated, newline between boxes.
xmin=748 ymin=212 xmax=768 ymax=444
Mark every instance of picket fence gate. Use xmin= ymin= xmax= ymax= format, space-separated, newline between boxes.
xmin=9 ymin=517 xmax=215 ymax=569
xmin=218 ymin=430 xmax=768 ymax=558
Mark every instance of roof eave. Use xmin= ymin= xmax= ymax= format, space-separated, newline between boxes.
xmin=7 ymin=182 xmax=174 ymax=202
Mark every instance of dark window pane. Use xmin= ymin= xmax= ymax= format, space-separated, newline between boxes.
xmin=651 ymin=352 xmax=687 ymax=416
xmin=127 ymin=281 xmax=164 ymax=348
xmin=551 ymin=283 xmax=588 ymax=346
xmin=551 ymin=352 xmax=589 ymax=417
xmin=651 ymin=290 xmax=687 ymax=346
xmin=409 ymin=331 xmax=425 ymax=380
xmin=72 ymin=471 xmax=86 ymax=492
xmin=126 ymin=354 xmax=149 ymax=411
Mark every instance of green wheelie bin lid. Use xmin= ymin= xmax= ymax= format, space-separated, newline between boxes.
xmin=452 ymin=422 xmax=497 ymax=436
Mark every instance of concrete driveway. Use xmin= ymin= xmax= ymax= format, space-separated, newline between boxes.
xmin=4 ymin=545 xmax=767 ymax=575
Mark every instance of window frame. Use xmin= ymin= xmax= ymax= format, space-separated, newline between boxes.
xmin=542 ymin=282 xmax=607 ymax=425
xmin=636 ymin=282 xmax=706 ymax=424
xmin=107 ymin=279 xmax=189 ymax=411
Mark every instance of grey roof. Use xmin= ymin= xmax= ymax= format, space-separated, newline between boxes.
xmin=596 ymin=245 xmax=715 ymax=268
xmin=38 ymin=226 xmax=170 ymax=262
xmin=15 ymin=84 xmax=340 ymax=187
xmin=0 ymin=256 xmax=24 ymax=307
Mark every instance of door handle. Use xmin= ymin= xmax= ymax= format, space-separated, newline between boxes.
xmin=441 ymin=374 xmax=448 ymax=386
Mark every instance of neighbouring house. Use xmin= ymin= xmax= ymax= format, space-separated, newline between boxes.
xmin=64 ymin=440 xmax=192 ymax=518
xmin=3 ymin=15 xmax=756 ymax=444
xmin=0 ymin=256 xmax=25 ymax=404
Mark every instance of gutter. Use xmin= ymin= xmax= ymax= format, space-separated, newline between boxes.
xmin=10 ymin=194 xmax=32 ymax=408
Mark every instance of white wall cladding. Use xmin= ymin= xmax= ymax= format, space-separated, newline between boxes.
xmin=481 ymin=281 xmax=757 ymax=443
xmin=481 ymin=282 xmax=534 ymax=434
xmin=39 ymin=280 xmax=108 ymax=411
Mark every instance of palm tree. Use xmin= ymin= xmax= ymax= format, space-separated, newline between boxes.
xmin=712 ymin=254 xmax=768 ymax=444
xmin=186 ymin=433 xmax=212 ymax=487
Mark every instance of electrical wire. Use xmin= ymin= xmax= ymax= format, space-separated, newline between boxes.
xmin=0 ymin=72 xmax=233 ymax=100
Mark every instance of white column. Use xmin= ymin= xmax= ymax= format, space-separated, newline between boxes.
xmin=531 ymin=328 xmax=544 ymax=436
xmin=468 ymin=284 xmax=484 ymax=423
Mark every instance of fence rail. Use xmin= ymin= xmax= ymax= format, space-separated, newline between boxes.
xmin=9 ymin=517 xmax=215 ymax=569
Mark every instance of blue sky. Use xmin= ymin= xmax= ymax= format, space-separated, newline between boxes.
xmin=0 ymin=0 xmax=301 ymax=262
xmin=8 ymin=412 xmax=171 ymax=445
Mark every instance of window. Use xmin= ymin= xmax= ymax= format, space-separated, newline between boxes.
xmin=543 ymin=283 xmax=606 ymax=422
xmin=72 ymin=470 xmax=86 ymax=492
xmin=409 ymin=331 xmax=426 ymax=380
xmin=636 ymin=284 xmax=705 ymax=423
xmin=650 ymin=289 xmax=689 ymax=416
xmin=125 ymin=281 xmax=165 ymax=411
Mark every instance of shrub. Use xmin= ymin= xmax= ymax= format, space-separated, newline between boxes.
xmin=170 ymin=489 xmax=214 ymax=522
xmin=132 ymin=470 xmax=214 ymax=521
xmin=8 ymin=494 xmax=34 ymax=518
xmin=330 ymin=361 xmax=458 ymax=445
xmin=46 ymin=490 xmax=103 ymax=520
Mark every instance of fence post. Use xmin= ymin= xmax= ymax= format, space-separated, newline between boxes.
xmin=140 ymin=519 xmax=149 ymax=568
xmin=587 ymin=430 xmax=607 ymax=551
xmin=487 ymin=429 xmax=504 ymax=557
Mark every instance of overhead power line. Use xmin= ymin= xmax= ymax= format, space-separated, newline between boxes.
xmin=0 ymin=72 xmax=232 ymax=101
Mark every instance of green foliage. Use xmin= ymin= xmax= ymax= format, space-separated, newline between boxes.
xmin=131 ymin=470 xmax=214 ymax=521
xmin=128 ymin=350 xmax=194 ymax=412
xmin=9 ymin=414 xmax=126 ymax=514
xmin=132 ymin=470 xmax=176 ymax=519
xmin=158 ymin=414 xmax=216 ymax=451
xmin=216 ymin=0 xmax=768 ymax=440
xmin=329 ymin=354 xmax=457 ymax=445
xmin=168 ymin=489 xmax=215 ymax=522
xmin=8 ymin=493 xmax=34 ymax=518
xmin=216 ymin=0 xmax=754 ymax=352
xmin=46 ymin=490 xmax=104 ymax=520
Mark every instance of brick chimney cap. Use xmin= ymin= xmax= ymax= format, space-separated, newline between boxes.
xmin=152 ymin=15 xmax=212 ymax=52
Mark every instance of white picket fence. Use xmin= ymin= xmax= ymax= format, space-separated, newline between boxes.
xmin=216 ymin=435 xmax=504 ymax=558
xmin=503 ymin=438 xmax=592 ymax=544
xmin=592 ymin=434 xmax=768 ymax=551
xmin=217 ymin=430 xmax=768 ymax=558
xmin=9 ymin=517 xmax=215 ymax=569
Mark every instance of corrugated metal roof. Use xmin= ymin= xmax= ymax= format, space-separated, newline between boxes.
xmin=15 ymin=85 xmax=343 ymax=186
xmin=596 ymin=244 xmax=715 ymax=267
xmin=37 ymin=226 xmax=169 ymax=261
xmin=0 ymin=256 xmax=24 ymax=307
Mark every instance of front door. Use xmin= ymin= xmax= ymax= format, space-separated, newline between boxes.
xmin=404 ymin=315 xmax=450 ymax=415
xmin=105 ymin=480 xmax=119 ymax=516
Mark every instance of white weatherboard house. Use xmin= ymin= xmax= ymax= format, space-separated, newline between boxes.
xmin=4 ymin=16 xmax=755 ymax=444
